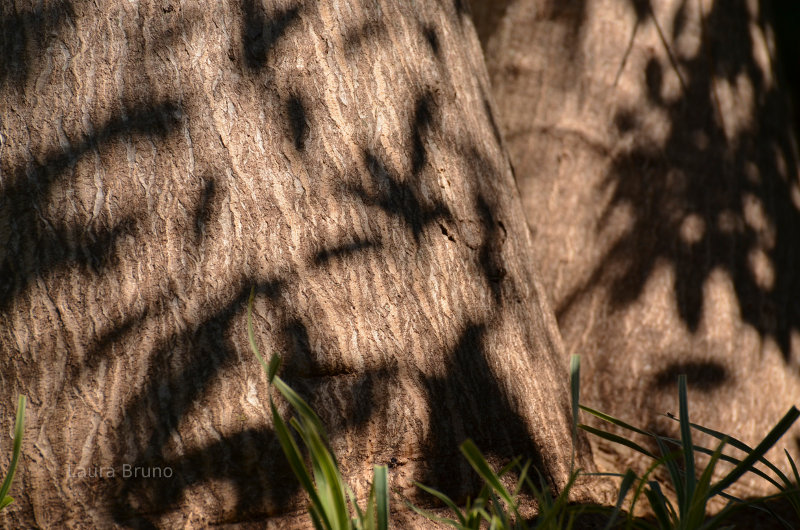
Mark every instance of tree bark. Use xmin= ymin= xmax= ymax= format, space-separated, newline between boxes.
xmin=472 ymin=0 xmax=800 ymax=498
xmin=0 ymin=0 xmax=604 ymax=526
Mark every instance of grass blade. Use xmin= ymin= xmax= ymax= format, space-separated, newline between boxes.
xmin=687 ymin=437 xmax=727 ymax=528
xmin=645 ymin=481 xmax=675 ymax=529
xmin=603 ymin=469 xmax=637 ymax=530
xmin=787 ymin=450 xmax=800 ymax=486
xmin=578 ymin=424 xmax=656 ymax=459
xmin=535 ymin=467 xmax=579 ymax=529
xmin=678 ymin=375 xmax=696 ymax=516
xmin=274 ymin=376 xmax=328 ymax=444
xmin=570 ymin=355 xmax=581 ymax=470
xmin=292 ymin=418 xmax=349 ymax=530
xmin=459 ymin=440 xmax=516 ymax=510
xmin=0 ymin=395 xmax=26 ymax=508
xmin=579 ymin=405 xmax=652 ymax=438
xmin=348 ymin=484 xmax=366 ymax=529
xmin=654 ymin=436 xmax=684 ymax=510
xmin=413 ymin=482 xmax=467 ymax=526
xmin=647 ymin=431 xmax=782 ymax=490
xmin=628 ymin=456 xmax=673 ymax=520
xmin=664 ymin=413 xmax=792 ymax=487
xmin=407 ymin=507 xmax=463 ymax=529
xmin=269 ymin=398 xmax=332 ymax=529
xmin=709 ymin=407 xmax=800 ymax=497
xmin=374 ymin=465 xmax=389 ymax=530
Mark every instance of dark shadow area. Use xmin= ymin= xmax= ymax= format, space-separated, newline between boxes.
xmin=193 ymin=176 xmax=219 ymax=241
xmin=312 ymin=237 xmax=382 ymax=266
xmin=652 ymin=360 xmax=729 ymax=392
xmin=286 ymin=94 xmax=309 ymax=151
xmin=0 ymin=1 xmax=75 ymax=91
xmin=111 ymin=427 xmax=299 ymax=529
xmin=475 ymin=193 xmax=508 ymax=305
xmin=558 ymin=0 xmax=800 ymax=360
xmin=770 ymin=1 xmax=800 ymax=137
xmin=71 ymin=308 xmax=150 ymax=383
xmin=543 ymin=0 xmax=589 ymax=53
xmin=108 ymin=277 xmax=396 ymax=525
xmin=109 ymin=280 xmax=287 ymax=526
xmin=453 ymin=0 xmax=468 ymax=18
xmin=275 ymin=317 xmax=397 ymax=435
xmin=481 ymin=91 xmax=505 ymax=148
xmin=343 ymin=18 xmax=387 ymax=58
xmin=345 ymin=148 xmax=452 ymax=243
xmin=0 ymin=100 xmax=182 ymax=312
xmin=240 ymin=0 xmax=300 ymax=71
xmin=422 ymin=24 xmax=441 ymax=59
xmin=279 ymin=317 xmax=321 ymax=378
xmin=0 ymin=215 xmax=137 ymax=315
xmin=457 ymin=144 xmax=517 ymax=307
xmin=342 ymin=90 xmax=453 ymax=241
xmin=410 ymin=93 xmax=435 ymax=175
xmin=466 ymin=0 xmax=511 ymax=48
xmin=420 ymin=322 xmax=551 ymax=500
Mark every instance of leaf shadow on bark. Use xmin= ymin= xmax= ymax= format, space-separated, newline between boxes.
xmin=0 ymin=1 xmax=75 ymax=92
xmin=420 ymin=322 xmax=552 ymax=501
xmin=105 ymin=280 xmax=299 ymax=526
xmin=1 ymin=5 xmax=575 ymax=525
xmin=0 ymin=100 xmax=182 ymax=313
xmin=240 ymin=0 xmax=301 ymax=71
xmin=552 ymin=0 xmax=800 ymax=363
xmin=193 ymin=176 xmax=219 ymax=242
xmin=105 ymin=279 xmax=398 ymax=527
xmin=344 ymin=147 xmax=453 ymax=244
xmin=651 ymin=360 xmax=729 ymax=392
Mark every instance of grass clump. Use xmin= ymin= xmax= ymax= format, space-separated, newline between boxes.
xmin=247 ymin=288 xmax=388 ymax=530
xmin=578 ymin=355 xmax=800 ymax=529
xmin=246 ymin=286 xmax=800 ymax=529
xmin=408 ymin=440 xmax=583 ymax=529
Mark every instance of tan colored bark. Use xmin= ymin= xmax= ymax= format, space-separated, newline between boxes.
xmin=0 ymin=0 xmax=605 ymax=526
xmin=473 ymin=0 xmax=800 ymax=499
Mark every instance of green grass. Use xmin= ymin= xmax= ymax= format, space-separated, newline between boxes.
xmin=578 ymin=359 xmax=800 ymax=529
xmin=248 ymin=288 xmax=388 ymax=530
xmin=0 ymin=395 xmax=26 ymax=511
xmin=407 ymin=440 xmax=584 ymax=529
xmin=246 ymin=290 xmax=800 ymax=529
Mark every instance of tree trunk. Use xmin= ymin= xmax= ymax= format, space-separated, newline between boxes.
xmin=0 ymin=0 xmax=604 ymax=526
xmin=473 ymin=0 xmax=800 ymax=498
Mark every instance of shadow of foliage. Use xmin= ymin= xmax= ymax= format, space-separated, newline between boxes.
xmin=652 ymin=360 xmax=729 ymax=392
xmin=562 ymin=0 xmax=800 ymax=360
xmin=240 ymin=0 xmax=300 ymax=70
xmin=421 ymin=322 xmax=551 ymax=500
xmin=0 ymin=100 xmax=182 ymax=312
xmin=0 ymin=1 xmax=75 ymax=91
xmin=345 ymin=148 xmax=452 ymax=243
xmin=0 ymin=4 xmax=561 ymax=525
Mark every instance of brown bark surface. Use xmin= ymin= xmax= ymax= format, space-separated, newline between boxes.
xmin=473 ymin=0 xmax=800 ymax=499
xmin=0 ymin=0 xmax=603 ymax=526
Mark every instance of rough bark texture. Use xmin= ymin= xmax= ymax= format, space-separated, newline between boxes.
xmin=472 ymin=0 xmax=800 ymax=499
xmin=0 ymin=0 xmax=604 ymax=527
